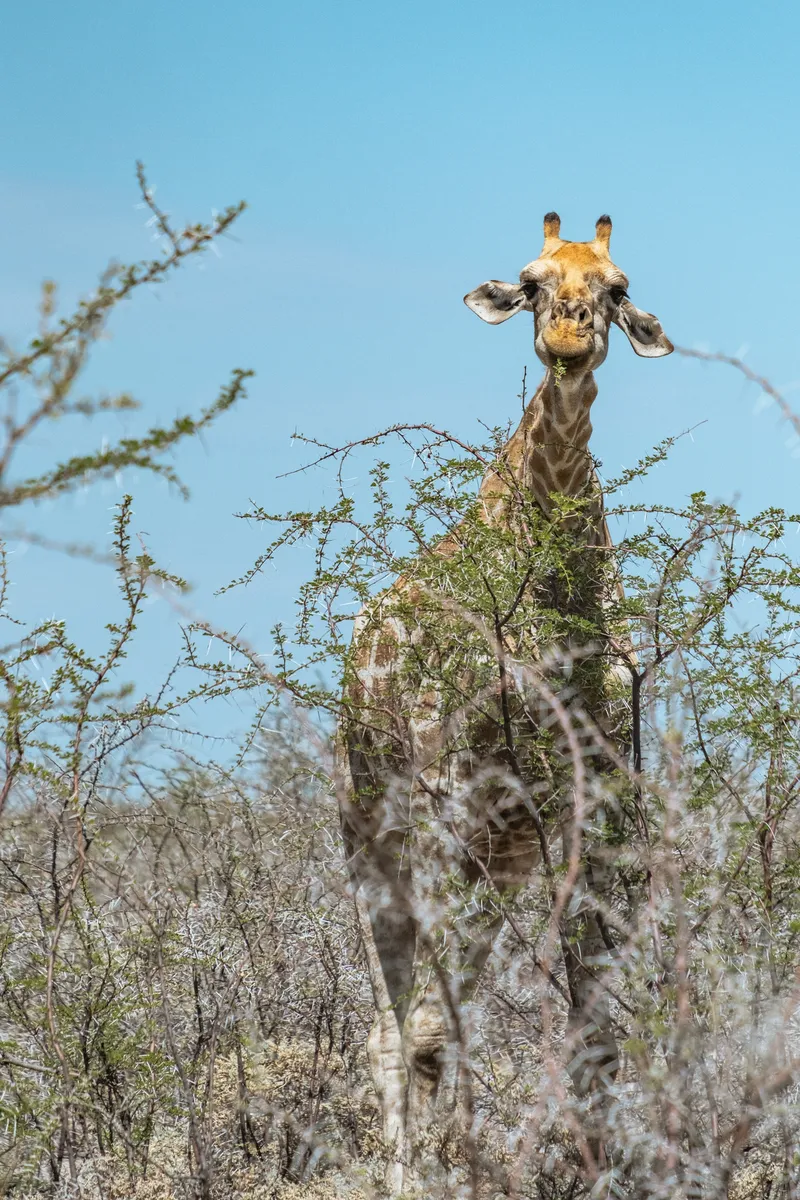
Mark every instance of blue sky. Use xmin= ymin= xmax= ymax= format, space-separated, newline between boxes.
xmin=2 ymin=0 xmax=799 ymax=749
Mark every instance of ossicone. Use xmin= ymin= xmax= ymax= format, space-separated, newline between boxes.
xmin=543 ymin=211 xmax=561 ymax=239
xmin=595 ymin=215 xmax=612 ymax=247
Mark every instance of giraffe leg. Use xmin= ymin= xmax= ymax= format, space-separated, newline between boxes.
xmin=560 ymin=823 xmax=619 ymax=1163
xmin=401 ymin=899 xmax=505 ymax=1182
xmin=366 ymin=1010 xmax=407 ymax=1193
xmin=397 ymin=781 xmax=545 ymax=1182
xmin=341 ymin=715 xmax=419 ymax=1189
xmin=402 ymin=981 xmax=450 ymax=1148
xmin=354 ymin=887 xmax=415 ymax=1191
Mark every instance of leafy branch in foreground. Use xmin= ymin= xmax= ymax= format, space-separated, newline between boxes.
xmin=0 ymin=163 xmax=255 ymax=816
xmin=1 ymin=366 xmax=252 ymax=507
xmin=0 ymin=162 xmax=249 ymax=513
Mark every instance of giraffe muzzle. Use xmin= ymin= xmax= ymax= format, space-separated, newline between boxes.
xmin=542 ymin=319 xmax=594 ymax=359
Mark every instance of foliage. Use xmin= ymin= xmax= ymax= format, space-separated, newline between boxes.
xmin=1 ymin=172 xmax=800 ymax=1200
xmin=0 ymin=165 xmax=252 ymax=817
xmin=0 ymin=730 xmax=377 ymax=1199
xmin=213 ymin=417 xmax=800 ymax=1198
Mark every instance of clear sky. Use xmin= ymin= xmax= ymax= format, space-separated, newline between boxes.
xmin=2 ymin=0 xmax=799 ymax=748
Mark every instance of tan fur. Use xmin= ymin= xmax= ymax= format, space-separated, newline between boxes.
xmin=340 ymin=215 xmax=672 ymax=1191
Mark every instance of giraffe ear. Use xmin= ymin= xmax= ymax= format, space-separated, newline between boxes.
xmin=464 ymin=280 xmax=531 ymax=325
xmin=613 ymin=298 xmax=674 ymax=358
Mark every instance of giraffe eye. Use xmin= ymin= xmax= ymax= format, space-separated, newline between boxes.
xmin=520 ymin=281 xmax=539 ymax=302
xmin=609 ymin=286 xmax=628 ymax=305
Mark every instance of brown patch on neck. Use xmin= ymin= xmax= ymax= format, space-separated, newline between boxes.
xmin=474 ymin=368 xmax=600 ymax=531
xmin=512 ymin=371 xmax=598 ymax=511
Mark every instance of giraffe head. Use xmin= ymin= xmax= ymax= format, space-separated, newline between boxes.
xmin=464 ymin=213 xmax=673 ymax=370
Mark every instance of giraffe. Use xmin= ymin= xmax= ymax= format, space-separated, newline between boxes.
xmin=338 ymin=213 xmax=672 ymax=1192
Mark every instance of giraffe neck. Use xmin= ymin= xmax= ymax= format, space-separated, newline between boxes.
xmin=483 ymin=366 xmax=598 ymax=516
xmin=517 ymin=367 xmax=597 ymax=511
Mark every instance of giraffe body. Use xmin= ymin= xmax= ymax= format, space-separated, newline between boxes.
xmin=338 ymin=215 xmax=672 ymax=1191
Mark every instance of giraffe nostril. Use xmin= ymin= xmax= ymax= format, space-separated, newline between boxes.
xmin=578 ymin=306 xmax=592 ymax=328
